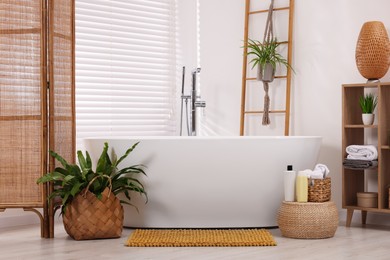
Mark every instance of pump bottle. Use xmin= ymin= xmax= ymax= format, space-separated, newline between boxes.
xmin=284 ymin=165 xmax=296 ymax=201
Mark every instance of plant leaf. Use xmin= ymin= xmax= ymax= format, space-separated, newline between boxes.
xmin=114 ymin=165 xmax=146 ymax=178
xmin=116 ymin=142 xmax=140 ymax=167
xmin=359 ymin=93 xmax=377 ymax=113
xmin=49 ymin=150 xmax=69 ymax=169
xmin=37 ymin=171 xmax=65 ymax=184
xmin=85 ymin=151 xmax=92 ymax=169
xmin=70 ymin=182 xmax=83 ymax=197
xmin=119 ymin=200 xmax=139 ymax=213
xmin=62 ymin=175 xmax=75 ymax=186
xmin=67 ymin=164 xmax=82 ymax=179
xmin=103 ymin=152 xmax=114 ymax=175
xmin=77 ymin=151 xmax=88 ymax=172
xmin=112 ymin=177 xmax=145 ymax=193
xmin=96 ymin=142 xmax=109 ymax=173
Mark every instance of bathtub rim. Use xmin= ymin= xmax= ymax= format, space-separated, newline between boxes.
xmin=83 ymin=136 xmax=322 ymax=141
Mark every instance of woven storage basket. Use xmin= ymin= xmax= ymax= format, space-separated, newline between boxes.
xmin=355 ymin=21 xmax=390 ymax=80
xmin=308 ymin=177 xmax=331 ymax=202
xmin=63 ymin=187 xmax=124 ymax=240
xmin=277 ymin=201 xmax=338 ymax=239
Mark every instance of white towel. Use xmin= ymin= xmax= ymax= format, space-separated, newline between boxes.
xmin=302 ymin=168 xmax=323 ymax=179
xmin=313 ymin=164 xmax=330 ymax=179
xmin=300 ymin=169 xmax=312 ymax=178
xmin=309 ymin=170 xmax=324 ymax=179
xmin=304 ymin=164 xmax=330 ymax=180
xmin=346 ymin=145 xmax=378 ymax=161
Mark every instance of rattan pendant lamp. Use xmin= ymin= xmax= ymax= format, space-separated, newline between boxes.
xmin=355 ymin=21 xmax=390 ymax=82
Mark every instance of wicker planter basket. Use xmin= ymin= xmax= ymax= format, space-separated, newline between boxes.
xmin=277 ymin=201 xmax=338 ymax=239
xmin=63 ymin=187 xmax=124 ymax=240
xmin=308 ymin=177 xmax=331 ymax=202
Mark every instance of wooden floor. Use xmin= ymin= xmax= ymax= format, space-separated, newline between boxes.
xmin=1 ymin=223 xmax=390 ymax=259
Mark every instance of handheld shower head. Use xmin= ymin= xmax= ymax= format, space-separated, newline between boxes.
xmin=181 ymin=66 xmax=185 ymax=95
xmin=192 ymin=67 xmax=201 ymax=74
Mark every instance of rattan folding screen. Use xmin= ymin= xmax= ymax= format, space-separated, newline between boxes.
xmin=0 ymin=0 xmax=75 ymax=238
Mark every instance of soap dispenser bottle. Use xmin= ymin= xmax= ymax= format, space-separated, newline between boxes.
xmin=284 ymin=165 xmax=296 ymax=201
xmin=296 ymin=171 xmax=308 ymax=202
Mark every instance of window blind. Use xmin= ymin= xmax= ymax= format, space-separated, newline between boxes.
xmin=75 ymin=0 xmax=177 ymax=148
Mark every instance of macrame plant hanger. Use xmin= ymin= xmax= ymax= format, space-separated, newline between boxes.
xmin=261 ymin=0 xmax=275 ymax=125
xmin=240 ymin=0 xmax=294 ymax=136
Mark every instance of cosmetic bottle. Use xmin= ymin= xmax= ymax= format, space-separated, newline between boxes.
xmin=296 ymin=171 xmax=308 ymax=202
xmin=284 ymin=165 xmax=296 ymax=201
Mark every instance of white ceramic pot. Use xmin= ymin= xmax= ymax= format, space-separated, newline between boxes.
xmin=362 ymin=113 xmax=375 ymax=125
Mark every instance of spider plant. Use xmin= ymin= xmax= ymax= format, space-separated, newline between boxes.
xmin=245 ymin=37 xmax=293 ymax=71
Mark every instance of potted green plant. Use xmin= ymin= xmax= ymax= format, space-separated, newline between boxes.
xmin=359 ymin=93 xmax=378 ymax=125
xmin=37 ymin=142 xmax=147 ymax=240
xmin=246 ymin=37 xmax=293 ymax=82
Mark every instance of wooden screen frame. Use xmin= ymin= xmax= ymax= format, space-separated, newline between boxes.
xmin=0 ymin=0 xmax=75 ymax=238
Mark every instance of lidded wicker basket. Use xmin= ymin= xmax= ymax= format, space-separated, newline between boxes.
xmin=308 ymin=177 xmax=331 ymax=202
xmin=355 ymin=21 xmax=390 ymax=80
xmin=62 ymin=187 xmax=124 ymax=240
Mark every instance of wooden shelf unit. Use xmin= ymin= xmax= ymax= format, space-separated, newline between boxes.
xmin=342 ymin=82 xmax=390 ymax=227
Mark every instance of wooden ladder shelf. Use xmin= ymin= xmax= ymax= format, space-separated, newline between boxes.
xmin=239 ymin=0 xmax=295 ymax=136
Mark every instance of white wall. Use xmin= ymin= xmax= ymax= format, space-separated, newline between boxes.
xmin=198 ymin=0 xmax=245 ymax=136
xmin=198 ymin=0 xmax=390 ymax=225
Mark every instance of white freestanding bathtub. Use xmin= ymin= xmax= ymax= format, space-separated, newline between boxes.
xmin=84 ymin=136 xmax=322 ymax=228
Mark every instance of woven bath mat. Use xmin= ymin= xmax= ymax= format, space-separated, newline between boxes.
xmin=125 ymin=229 xmax=276 ymax=247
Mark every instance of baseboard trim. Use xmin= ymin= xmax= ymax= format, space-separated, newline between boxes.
xmin=0 ymin=214 xmax=40 ymax=229
xmin=2 ymin=208 xmax=390 ymax=229
xmin=0 ymin=210 xmax=62 ymax=229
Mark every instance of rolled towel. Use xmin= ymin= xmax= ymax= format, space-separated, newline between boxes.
xmin=303 ymin=169 xmax=324 ymax=179
xmin=314 ymin=164 xmax=330 ymax=178
xmin=310 ymin=170 xmax=324 ymax=179
xmin=346 ymin=145 xmax=378 ymax=161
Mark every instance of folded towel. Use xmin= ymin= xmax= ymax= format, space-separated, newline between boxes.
xmin=346 ymin=145 xmax=378 ymax=161
xmin=343 ymin=158 xmax=378 ymax=169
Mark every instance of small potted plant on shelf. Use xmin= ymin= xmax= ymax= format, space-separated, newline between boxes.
xmin=37 ymin=142 xmax=147 ymax=240
xmin=359 ymin=93 xmax=378 ymax=125
xmin=245 ymin=37 xmax=293 ymax=82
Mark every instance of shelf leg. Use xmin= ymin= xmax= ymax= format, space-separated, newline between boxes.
xmin=361 ymin=210 xmax=367 ymax=225
xmin=346 ymin=209 xmax=354 ymax=227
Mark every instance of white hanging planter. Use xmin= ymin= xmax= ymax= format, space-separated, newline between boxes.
xmin=257 ymin=63 xmax=275 ymax=83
